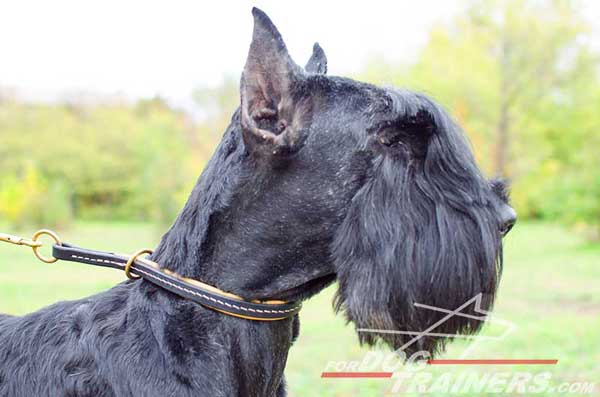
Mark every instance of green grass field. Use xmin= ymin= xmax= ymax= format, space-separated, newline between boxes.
xmin=1 ymin=222 xmax=598 ymax=396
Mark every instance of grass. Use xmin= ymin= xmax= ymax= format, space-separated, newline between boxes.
xmin=1 ymin=221 xmax=598 ymax=396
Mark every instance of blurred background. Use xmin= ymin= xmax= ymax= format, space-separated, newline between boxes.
xmin=1 ymin=0 xmax=599 ymax=396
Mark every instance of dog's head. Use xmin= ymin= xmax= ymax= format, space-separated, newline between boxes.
xmin=214 ymin=8 xmax=516 ymax=357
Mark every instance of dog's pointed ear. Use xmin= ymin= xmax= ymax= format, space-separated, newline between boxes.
xmin=241 ymin=8 xmax=311 ymax=157
xmin=305 ymin=42 xmax=327 ymax=74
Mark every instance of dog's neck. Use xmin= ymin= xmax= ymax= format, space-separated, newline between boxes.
xmin=152 ymin=120 xmax=336 ymax=303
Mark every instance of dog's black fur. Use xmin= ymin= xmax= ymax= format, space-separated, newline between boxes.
xmin=0 ymin=8 xmax=516 ymax=397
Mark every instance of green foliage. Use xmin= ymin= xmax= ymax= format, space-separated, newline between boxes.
xmin=0 ymin=166 xmax=72 ymax=229
xmin=533 ymin=85 xmax=600 ymax=239
xmin=0 ymin=98 xmax=195 ymax=227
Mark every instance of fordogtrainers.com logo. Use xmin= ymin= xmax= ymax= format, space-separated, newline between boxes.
xmin=320 ymin=295 xmax=596 ymax=395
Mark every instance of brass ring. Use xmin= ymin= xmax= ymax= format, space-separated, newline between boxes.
xmin=124 ymin=249 xmax=153 ymax=280
xmin=31 ymin=229 xmax=62 ymax=264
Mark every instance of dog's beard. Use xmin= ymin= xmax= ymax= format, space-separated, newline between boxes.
xmin=332 ymin=155 xmax=502 ymax=358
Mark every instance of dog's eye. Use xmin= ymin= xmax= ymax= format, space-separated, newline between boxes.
xmin=499 ymin=222 xmax=515 ymax=237
xmin=369 ymin=120 xmax=394 ymax=132
xmin=369 ymin=112 xmax=433 ymax=156
xmin=368 ymin=120 xmax=401 ymax=147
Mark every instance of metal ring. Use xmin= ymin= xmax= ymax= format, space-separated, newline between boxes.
xmin=31 ymin=229 xmax=62 ymax=264
xmin=124 ymin=249 xmax=153 ymax=280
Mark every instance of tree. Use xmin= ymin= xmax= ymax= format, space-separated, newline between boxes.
xmin=466 ymin=0 xmax=593 ymax=177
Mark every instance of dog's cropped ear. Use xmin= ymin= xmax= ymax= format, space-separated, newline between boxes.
xmin=241 ymin=8 xmax=312 ymax=157
xmin=305 ymin=43 xmax=327 ymax=74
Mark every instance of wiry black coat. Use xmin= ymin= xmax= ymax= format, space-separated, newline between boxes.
xmin=0 ymin=8 xmax=515 ymax=397
xmin=0 ymin=112 xmax=300 ymax=397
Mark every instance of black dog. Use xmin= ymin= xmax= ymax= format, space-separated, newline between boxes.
xmin=0 ymin=8 xmax=516 ymax=397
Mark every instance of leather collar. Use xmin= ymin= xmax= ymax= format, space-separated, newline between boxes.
xmin=52 ymin=243 xmax=301 ymax=321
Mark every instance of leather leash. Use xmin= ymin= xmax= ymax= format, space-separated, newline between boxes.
xmin=1 ymin=230 xmax=301 ymax=321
